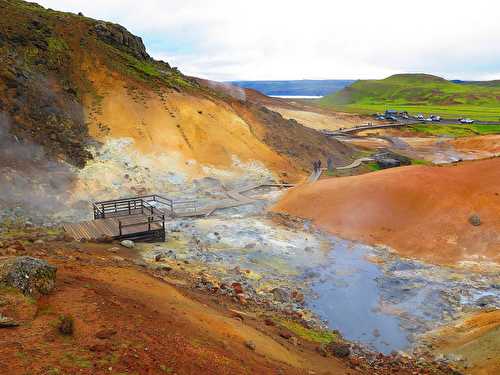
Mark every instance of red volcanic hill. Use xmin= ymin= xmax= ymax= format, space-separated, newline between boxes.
xmin=273 ymin=158 xmax=500 ymax=265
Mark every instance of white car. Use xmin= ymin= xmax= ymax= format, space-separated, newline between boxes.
xmin=460 ymin=118 xmax=474 ymax=124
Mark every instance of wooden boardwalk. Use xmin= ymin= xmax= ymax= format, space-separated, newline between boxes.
xmin=63 ymin=183 xmax=295 ymax=242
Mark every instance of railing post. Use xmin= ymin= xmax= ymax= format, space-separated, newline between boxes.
xmin=119 ymin=220 xmax=122 ymax=236
xmin=128 ymin=201 xmax=131 ymax=215
xmin=101 ymin=204 xmax=105 ymax=218
xmin=148 ymin=216 xmax=151 ymax=231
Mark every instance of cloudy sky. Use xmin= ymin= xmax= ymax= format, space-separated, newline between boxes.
xmin=37 ymin=0 xmax=500 ymax=81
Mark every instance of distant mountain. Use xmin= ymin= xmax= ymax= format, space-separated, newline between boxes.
xmin=320 ymin=74 xmax=500 ymax=121
xmin=230 ymin=80 xmax=355 ymax=97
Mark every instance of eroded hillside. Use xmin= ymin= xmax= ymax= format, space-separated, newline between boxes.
xmin=0 ymin=0 xmax=356 ymax=217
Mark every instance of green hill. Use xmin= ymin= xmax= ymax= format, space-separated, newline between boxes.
xmin=320 ymin=74 xmax=500 ymax=121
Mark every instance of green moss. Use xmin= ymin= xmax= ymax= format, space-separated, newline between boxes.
xmin=47 ymin=37 xmax=68 ymax=53
xmin=277 ymin=319 xmax=341 ymax=344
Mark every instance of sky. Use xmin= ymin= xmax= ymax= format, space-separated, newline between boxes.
xmin=37 ymin=0 xmax=500 ymax=82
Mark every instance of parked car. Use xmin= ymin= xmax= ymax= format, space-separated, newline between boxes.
xmin=425 ymin=117 xmax=433 ymax=122
xmin=387 ymin=115 xmax=398 ymax=122
xmin=416 ymin=114 xmax=425 ymax=121
xmin=375 ymin=115 xmax=385 ymax=120
xmin=460 ymin=118 xmax=474 ymax=124
xmin=430 ymin=115 xmax=441 ymax=122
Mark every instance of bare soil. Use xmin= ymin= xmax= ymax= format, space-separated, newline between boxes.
xmin=272 ymin=158 xmax=500 ymax=266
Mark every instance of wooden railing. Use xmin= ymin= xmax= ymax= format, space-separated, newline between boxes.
xmin=92 ymin=194 xmax=198 ymax=220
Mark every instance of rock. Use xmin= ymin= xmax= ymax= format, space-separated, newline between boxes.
xmin=92 ymin=22 xmax=151 ymax=61
xmin=476 ymin=295 xmax=496 ymax=307
xmin=95 ymin=328 xmax=117 ymax=340
xmin=58 ymin=315 xmax=74 ymax=335
xmin=231 ymin=282 xmax=244 ymax=295
xmin=120 ymin=240 xmax=135 ymax=249
xmin=326 ymin=342 xmax=351 ymax=358
xmin=89 ymin=342 xmax=111 ymax=352
xmin=0 ymin=315 xmax=20 ymax=328
xmin=468 ymin=214 xmax=481 ymax=226
xmin=108 ymin=247 xmax=120 ymax=253
xmin=292 ymin=290 xmax=305 ymax=304
xmin=96 ymin=235 xmax=114 ymax=243
xmin=0 ymin=257 xmax=57 ymax=296
xmin=264 ymin=318 xmax=275 ymax=326
xmin=33 ymin=239 xmax=45 ymax=245
xmin=279 ymin=331 xmax=292 ymax=339
xmin=271 ymin=287 xmax=289 ymax=302
xmin=244 ymin=340 xmax=256 ymax=351
xmin=154 ymin=254 xmax=164 ymax=262
xmin=377 ymin=158 xmax=401 ymax=169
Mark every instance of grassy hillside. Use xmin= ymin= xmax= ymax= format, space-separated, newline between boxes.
xmin=320 ymin=74 xmax=500 ymax=121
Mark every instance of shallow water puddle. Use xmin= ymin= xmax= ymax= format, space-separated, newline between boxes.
xmin=306 ymin=241 xmax=409 ymax=353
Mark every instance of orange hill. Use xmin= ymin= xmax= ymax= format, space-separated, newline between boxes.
xmin=272 ymin=159 xmax=500 ymax=265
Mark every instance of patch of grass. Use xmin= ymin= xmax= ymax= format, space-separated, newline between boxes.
xmin=277 ymin=319 xmax=341 ymax=344
xmin=408 ymin=123 xmax=500 ymax=137
xmin=411 ymin=159 xmax=431 ymax=166
xmin=62 ymin=352 xmax=92 ymax=369
xmin=367 ymin=162 xmax=381 ymax=171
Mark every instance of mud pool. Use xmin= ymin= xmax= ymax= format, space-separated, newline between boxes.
xmin=139 ymin=188 xmax=500 ymax=355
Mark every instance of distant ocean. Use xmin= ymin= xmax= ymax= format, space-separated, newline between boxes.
xmin=229 ymin=79 xmax=355 ymax=98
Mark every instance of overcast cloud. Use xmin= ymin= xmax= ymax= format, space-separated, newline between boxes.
xmin=37 ymin=0 xmax=500 ymax=81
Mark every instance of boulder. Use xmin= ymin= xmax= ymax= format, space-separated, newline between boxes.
xmin=271 ymin=287 xmax=289 ymax=302
xmin=120 ymin=240 xmax=135 ymax=249
xmin=0 ymin=315 xmax=19 ymax=328
xmin=0 ymin=257 xmax=57 ymax=296
xmin=468 ymin=214 xmax=481 ymax=226
xmin=376 ymin=158 xmax=401 ymax=169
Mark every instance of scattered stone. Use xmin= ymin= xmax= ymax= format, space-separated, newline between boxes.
xmin=33 ymin=239 xmax=45 ymax=245
xmin=95 ymin=328 xmax=117 ymax=340
xmin=244 ymin=340 xmax=256 ymax=351
xmin=120 ymin=240 xmax=135 ymax=249
xmin=468 ymin=214 xmax=481 ymax=226
xmin=0 ymin=256 xmax=57 ymax=296
xmin=58 ymin=315 xmax=74 ymax=335
xmin=154 ymin=254 xmax=164 ymax=262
